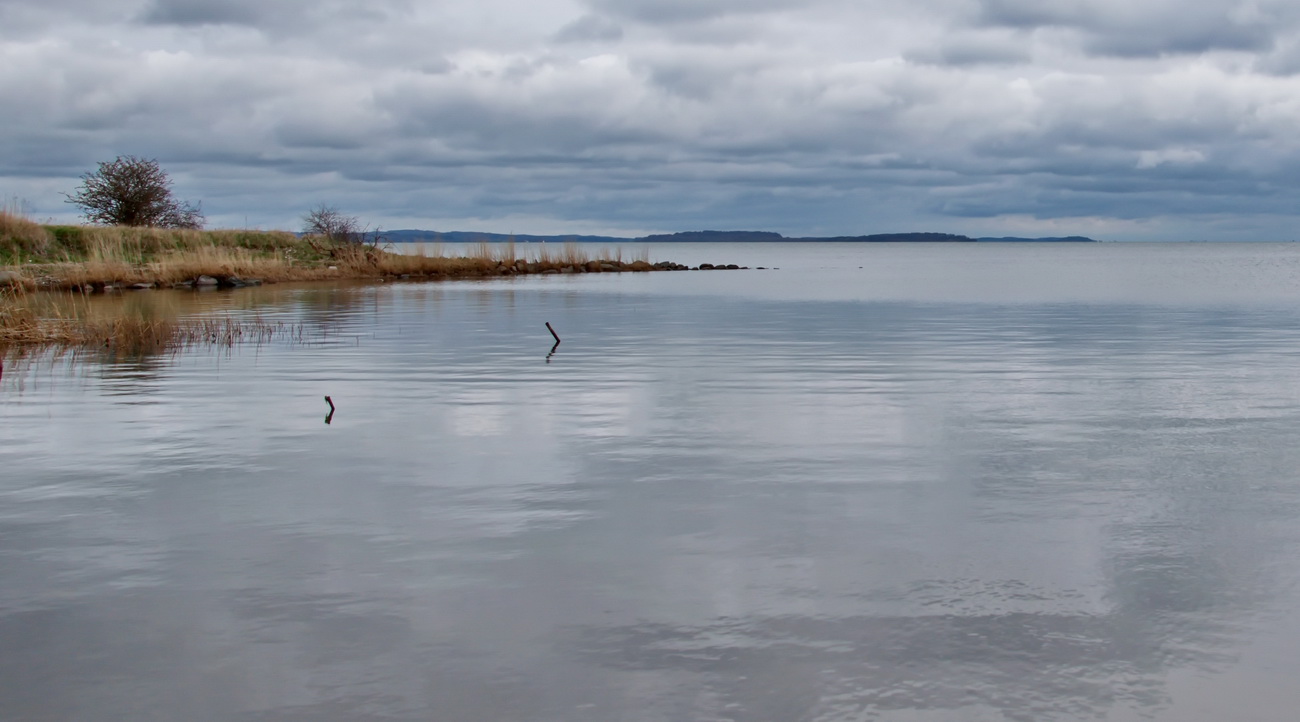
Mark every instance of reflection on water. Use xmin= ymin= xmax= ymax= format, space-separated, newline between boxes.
xmin=4 ymin=244 xmax=1300 ymax=721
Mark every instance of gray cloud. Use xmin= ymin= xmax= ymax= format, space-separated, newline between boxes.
xmin=585 ymin=0 xmax=805 ymax=25
xmin=1254 ymin=35 xmax=1300 ymax=75
xmin=3 ymin=0 xmax=1300 ymax=239
xmin=139 ymin=0 xmax=412 ymax=35
xmin=978 ymin=0 xmax=1285 ymax=57
xmin=905 ymin=31 xmax=1032 ymax=66
xmin=554 ymin=14 xmax=624 ymax=43
xmin=140 ymin=0 xmax=264 ymax=27
xmin=1084 ymin=24 xmax=1273 ymax=58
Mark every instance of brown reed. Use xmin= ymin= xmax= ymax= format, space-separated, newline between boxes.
xmin=0 ymin=285 xmax=304 ymax=355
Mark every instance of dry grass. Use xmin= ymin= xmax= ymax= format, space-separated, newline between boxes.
xmin=0 ymin=285 xmax=304 ymax=356
xmin=0 ymin=240 xmax=662 ymax=349
xmin=312 ymin=240 xmax=659 ymax=279
xmin=2 ymin=222 xmax=300 ymax=263
xmin=0 ymin=214 xmax=697 ymax=359
xmin=5 ymin=228 xmax=322 ymax=291
xmin=2 ymin=220 xmax=678 ymax=353
xmin=76 ymin=226 xmax=301 ymax=259
xmin=533 ymin=240 xmax=588 ymax=266
xmin=4 ymin=218 xmax=665 ymax=290
xmin=149 ymin=245 xmax=298 ymax=284
xmin=0 ymin=208 xmax=54 ymax=260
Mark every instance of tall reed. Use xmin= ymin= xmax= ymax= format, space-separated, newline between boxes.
xmin=0 ymin=285 xmax=303 ymax=355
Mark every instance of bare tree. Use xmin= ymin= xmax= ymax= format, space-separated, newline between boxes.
xmin=65 ymin=156 xmax=205 ymax=228
xmin=302 ymin=205 xmax=361 ymax=244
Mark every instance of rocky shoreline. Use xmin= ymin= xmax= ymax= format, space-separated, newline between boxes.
xmin=1 ymin=259 xmax=755 ymax=293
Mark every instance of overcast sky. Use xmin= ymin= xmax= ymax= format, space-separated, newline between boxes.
xmin=4 ymin=0 xmax=1300 ymax=239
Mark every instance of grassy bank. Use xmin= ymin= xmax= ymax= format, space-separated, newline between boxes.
xmin=1 ymin=211 xmax=689 ymax=351
xmin=1 ymin=211 xmax=679 ymax=293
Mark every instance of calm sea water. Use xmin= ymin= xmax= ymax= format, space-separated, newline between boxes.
xmin=4 ymin=242 xmax=1300 ymax=721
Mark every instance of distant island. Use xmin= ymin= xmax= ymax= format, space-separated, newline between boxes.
xmin=641 ymin=231 xmax=978 ymax=243
xmin=975 ymin=236 xmax=1098 ymax=243
xmin=384 ymin=229 xmax=1099 ymax=244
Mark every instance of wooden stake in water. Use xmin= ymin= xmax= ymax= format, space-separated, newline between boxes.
xmin=324 ymin=395 xmax=336 ymax=425
xmin=545 ymin=323 xmax=561 ymax=363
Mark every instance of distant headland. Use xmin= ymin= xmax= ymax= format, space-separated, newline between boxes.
xmin=384 ymin=229 xmax=1100 ymax=244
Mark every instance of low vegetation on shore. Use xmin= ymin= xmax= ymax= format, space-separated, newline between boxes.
xmin=0 ymin=209 xmax=687 ymax=352
xmin=0 ymin=156 xmax=705 ymax=353
xmin=1 ymin=210 xmax=681 ymax=291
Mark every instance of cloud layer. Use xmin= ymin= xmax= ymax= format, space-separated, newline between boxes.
xmin=4 ymin=0 xmax=1300 ymax=239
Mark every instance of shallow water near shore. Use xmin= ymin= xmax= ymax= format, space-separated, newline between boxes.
xmin=5 ymin=242 xmax=1300 ymax=721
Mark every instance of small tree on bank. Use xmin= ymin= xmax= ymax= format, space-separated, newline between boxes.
xmin=301 ymin=204 xmax=387 ymax=266
xmin=302 ymin=204 xmax=361 ymax=244
xmin=65 ymin=156 xmax=204 ymax=229
xmin=302 ymin=204 xmax=385 ymax=247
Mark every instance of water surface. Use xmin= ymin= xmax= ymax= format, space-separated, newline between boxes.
xmin=4 ymin=243 xmax=1300 ymax=721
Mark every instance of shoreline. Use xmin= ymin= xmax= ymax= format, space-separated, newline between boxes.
xmin=0 ymin=256 xmax=722 ymax=294
xmin=0 ymin=219 xmax=750 ymax=351
xmin=0 ymin=217 xmax=752 ymax=293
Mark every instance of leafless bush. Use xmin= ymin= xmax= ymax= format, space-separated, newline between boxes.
xmin=302 ymin=205 xmax=361 ymax=244
xmin=301 ymin=204 xmax=387 ymax=263
xmin=65 ymin=156 xmax=205 ymax=229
